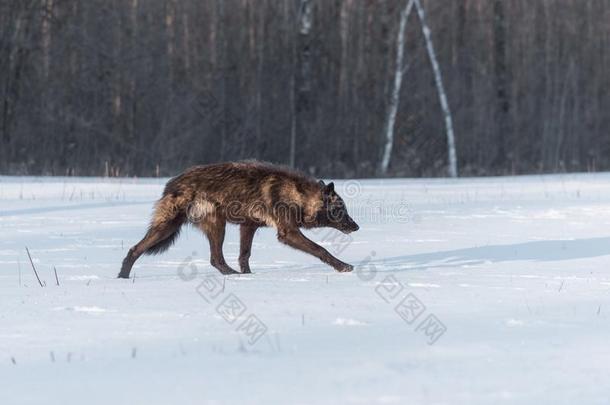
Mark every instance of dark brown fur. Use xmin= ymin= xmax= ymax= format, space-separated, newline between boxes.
xmin=118 ymin=161 xmax=359 ymax=278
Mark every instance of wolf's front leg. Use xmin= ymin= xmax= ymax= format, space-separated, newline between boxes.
xmin=239 ymin=224 xmax=258 ymax=273
xmin=277 ymin=227 xmax=353 ymax=272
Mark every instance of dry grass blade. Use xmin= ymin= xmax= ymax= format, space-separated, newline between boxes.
xmin=25 ymin=247 xmax=44 ymax=287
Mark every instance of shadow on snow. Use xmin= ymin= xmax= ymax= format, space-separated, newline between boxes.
xmin=377 ymin=237 xmax=610 ymax=271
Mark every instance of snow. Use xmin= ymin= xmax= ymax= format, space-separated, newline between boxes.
xmin=1 ymin=173 xmax=610 ymax=404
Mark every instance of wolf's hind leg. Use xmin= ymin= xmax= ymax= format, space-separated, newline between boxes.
xmin=118 ymin=222 xmax=180 ymax=278
xmin=198 ymin=216 xmax=239 ymax=275
xmin=239 ymin=224 xmax=258 ymax=273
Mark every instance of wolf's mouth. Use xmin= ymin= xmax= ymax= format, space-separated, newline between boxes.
xmin=341 ymin=224 xmax=360 ymax=234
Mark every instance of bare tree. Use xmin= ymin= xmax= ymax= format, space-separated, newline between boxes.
xmin=381 ymin=0 xmax=458 ymax=178
xmin=492 ymin=0 xmax=510 ymax=170
xmin=290 ymin=0 xmax=313 ymax=168
xmin=380 ymin=0 xmax=415 ymax=175
xmin=413 ymin=0 xmax=458 ymax=178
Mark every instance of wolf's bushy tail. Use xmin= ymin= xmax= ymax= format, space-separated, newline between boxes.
xmin=143 ymin=192 xmax=189 ymax=255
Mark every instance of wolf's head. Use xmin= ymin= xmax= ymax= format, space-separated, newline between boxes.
xmin=315 ymin=180 xmax=359 ymax=234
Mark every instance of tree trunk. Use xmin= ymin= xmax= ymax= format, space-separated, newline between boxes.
xmin=291 ymin=0 xmax=313 ymax=169
xmin=414 ymin=0 xmax=458 ymax=178
xmin=216 ymin=0 xmax=227 ymax=161
xmin=379 ymin=0 xmax=414 ymax=175
xmin=492 ymin=0 xmax=510 ymax=172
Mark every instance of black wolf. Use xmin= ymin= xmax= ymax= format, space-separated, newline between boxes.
xmin=118 ymin=161 xmax=359 ymax=278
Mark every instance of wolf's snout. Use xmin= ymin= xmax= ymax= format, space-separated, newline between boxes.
xmin=342 ymin=217 xmax=359 ymax=234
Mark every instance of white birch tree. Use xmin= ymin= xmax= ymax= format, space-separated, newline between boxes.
xmin=380 ymin=0 xmax=458 ymax=178
xmin=379 ymin=0 xmax=414 ymax=175
xmin=414 ymin=0 xmax=458 ymax=178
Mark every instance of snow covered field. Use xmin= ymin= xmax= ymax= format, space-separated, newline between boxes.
xmin=1 ymin=173 xmax=610 ymax=404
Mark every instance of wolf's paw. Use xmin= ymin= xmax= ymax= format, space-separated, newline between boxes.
xmin=336 ymin=264 xmax=354 ymax=273
xmin=219 ymin=268 xmax=240 ymax=275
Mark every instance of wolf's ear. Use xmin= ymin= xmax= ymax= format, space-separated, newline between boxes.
xmin=319 ymin=180 xmax=334 ymax=196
